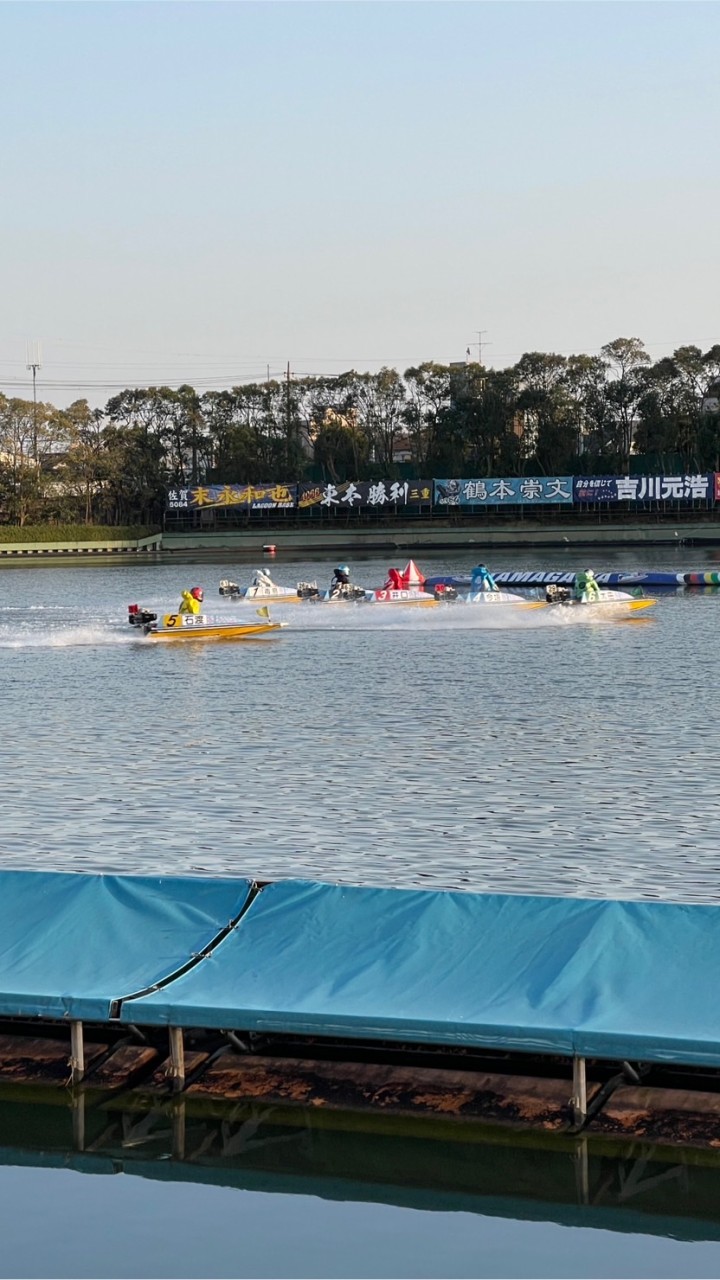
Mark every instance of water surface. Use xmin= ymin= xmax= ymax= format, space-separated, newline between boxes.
xmin=1 ymin=547 xmax=718 ymax=902
xmin=2 ymin=545 xmax=720 ymax=1277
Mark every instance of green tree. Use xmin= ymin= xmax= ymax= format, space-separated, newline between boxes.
xmin=600 ymin=338 xmax=650 ymax=463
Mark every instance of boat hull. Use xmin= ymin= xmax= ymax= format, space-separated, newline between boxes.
xmin=146 ymin=621 xmax=284 ymax=642
xmin=532 ymin=596 xmax=656 ymax=614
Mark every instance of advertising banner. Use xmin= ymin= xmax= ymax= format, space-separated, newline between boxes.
xmin=612 ymin=475 xmax=713 ymax=502
xmin=573 ymin=477 xmax=620 ymax=502
xmin=434 ymin=477 xmax=573 ymax=506
xmin=167 ymin=484 xmax=297 ymax=510
xmin=575 ymin=475 xmax=714 ymax=502
xmin=297 ymin=480 xmax=432 ymax=509
xmin=715 ymin=473 xmax=720 ymax=501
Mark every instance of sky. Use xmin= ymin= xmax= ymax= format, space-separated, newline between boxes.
xmin=0 ymin=1 xmax=718 ymax=407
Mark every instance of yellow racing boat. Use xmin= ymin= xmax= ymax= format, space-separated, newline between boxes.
xmin=128 ymin=606 xmax=285 ymax=642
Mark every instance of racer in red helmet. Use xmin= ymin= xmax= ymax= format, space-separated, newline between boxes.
xmin=179 ymin=586 xmax=204 ymax=615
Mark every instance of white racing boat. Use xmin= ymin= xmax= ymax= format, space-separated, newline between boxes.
xmin=219 ymin=571 xmax=300 ymax=605
xmin=532 ymin=585 xmax=656 ymax=614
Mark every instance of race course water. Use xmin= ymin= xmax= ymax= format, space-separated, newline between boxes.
xmin=1 ymin=548 xmax=719 ymax=903
xmin=4 ymin=546 xmax=720 ymax=1280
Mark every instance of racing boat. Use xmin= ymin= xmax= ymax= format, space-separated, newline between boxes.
xmin=219 ymin=571 xmax=300 ymax=605
xmin=533 ymin=586 xmax=655 ymax=614
xmin=219 ymin=570 xmax=436 ymax=606
xmin=128 ymin=605 xmax=286 ymax=642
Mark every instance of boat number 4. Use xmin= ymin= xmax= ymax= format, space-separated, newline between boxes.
xmin=162 ymin=613 xmax=209 ymax=628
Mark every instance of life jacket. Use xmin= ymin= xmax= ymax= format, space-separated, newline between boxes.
xmin=472 ymin=567 xmax=496 ymax=591
xmin=179 ymin=591 xmax=200 ymax=615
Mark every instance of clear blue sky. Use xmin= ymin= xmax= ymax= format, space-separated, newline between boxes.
xmin=0 ymin=1 xmax=717 ymax=404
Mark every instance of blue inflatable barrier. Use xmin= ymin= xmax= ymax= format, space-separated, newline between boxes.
xmin=425 ymin=570 xmax=720 ymax=592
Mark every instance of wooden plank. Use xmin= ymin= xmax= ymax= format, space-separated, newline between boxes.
xmin=588 ymin=1083 xmax=720 ymax=1147
xmin=85 ymin=1045 xmax=160 ymax=1090
xmin=140 ymin=1050 xmax=210 ymax=1095
xmin=186 ymin=1054 xmax=582 ymax=1130
xmin=0 ymin=1034 xmax=107 ymax=1086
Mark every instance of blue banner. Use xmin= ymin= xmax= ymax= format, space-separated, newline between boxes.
xmin=573 ymin=477 xmax=619 ymax=502
xmin=574 ymin=475 xmax=713 ymax=503
xmin=434 ymin=477 xmax=573 ymax=506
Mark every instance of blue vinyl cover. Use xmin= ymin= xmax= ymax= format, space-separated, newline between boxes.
xmin=121 ymin=880 xmax=720 ymax=1067
xmin=0 ymin=871 xmax=251 ymax=1021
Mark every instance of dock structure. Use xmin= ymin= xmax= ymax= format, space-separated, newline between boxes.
xmin=0 ymin=871 xmax=719 ymax=1149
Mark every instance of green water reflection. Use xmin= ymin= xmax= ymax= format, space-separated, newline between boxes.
xmin=2 ymin=1089 xmax=720 ymax=1244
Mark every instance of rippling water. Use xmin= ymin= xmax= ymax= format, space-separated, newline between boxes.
xmin=4 ymin=545 xmax=720 ymax=1279
xmin=2 ymin=547 xmax=720 ymax=902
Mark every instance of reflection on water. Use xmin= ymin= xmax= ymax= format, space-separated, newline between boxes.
xmin=1 ymin=1090 xmax=720 ymax=1243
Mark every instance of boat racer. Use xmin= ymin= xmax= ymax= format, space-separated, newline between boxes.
xmin=179 ymin=586 xmax=204 ymax=615
xmin=581 ymin=570 xmax=601 ymax=603
xmin=383 ymin=567 xmax=404 ymax=590
xmin=329 ymin=565 xmax=351 ymax=596
xmin=471 ymin=564 xmax=498 ymax=592
xmin=573 ymin=570 xmax=588 ymax=600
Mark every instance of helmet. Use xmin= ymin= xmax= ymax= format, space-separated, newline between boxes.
xmin=585 ymin=570 xmax=595 ymax=580
xmin=190 ymin=586 xmax=204 ymax=602
xmin=337 ymin=565 xmax=349 ymax=575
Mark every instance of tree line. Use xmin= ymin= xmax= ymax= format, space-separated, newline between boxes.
xmin=1 ymin=337 xmax=719 ymax=526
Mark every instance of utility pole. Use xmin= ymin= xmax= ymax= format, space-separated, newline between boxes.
xmin=26 ymin=341 xmax=42 ymax=463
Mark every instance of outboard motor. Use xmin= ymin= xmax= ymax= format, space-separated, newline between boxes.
xmin=128 ymin=604 xmax=158 ymax=629
xmin=219 ymin=579 xmax=242 ymax=598
xmin=545 ymin=584 xmax=571 ymax=604
xmin=297 ymin=581 xmax=321 ymax=600
xmin=434 ymin=583 xmax=458 ymax=601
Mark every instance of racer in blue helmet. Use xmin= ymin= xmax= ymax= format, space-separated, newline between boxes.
xmin=330 ymin=564 xmax=351 ymax=596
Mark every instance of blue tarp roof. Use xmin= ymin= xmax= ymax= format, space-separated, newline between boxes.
xmin=0 ymin=871 xmax=251 ymax=1021
xmin=121 ymin=880 xmax=720 ymax=1067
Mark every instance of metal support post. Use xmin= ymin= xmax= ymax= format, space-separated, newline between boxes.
xmin=572 ymin=1056 xmax=587 ymax=1127
xmin=169 ymin=1026 xmax=185 ymax=1093
xmin=70 ymin=1020 xmax=85 ymax=1085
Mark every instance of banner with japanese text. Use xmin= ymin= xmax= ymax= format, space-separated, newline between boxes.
xmin=167 ymin=483 xmax=297 ymax=510
xmin=297 ymin=480 xmax=433 ymax=509
xmin=433 ymin=477 xmax=573 ymax=506
xmin=575 ymin=475 xmax=713 ymax=503
xmin=573 ymin=477 xmax=621 ymax=502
